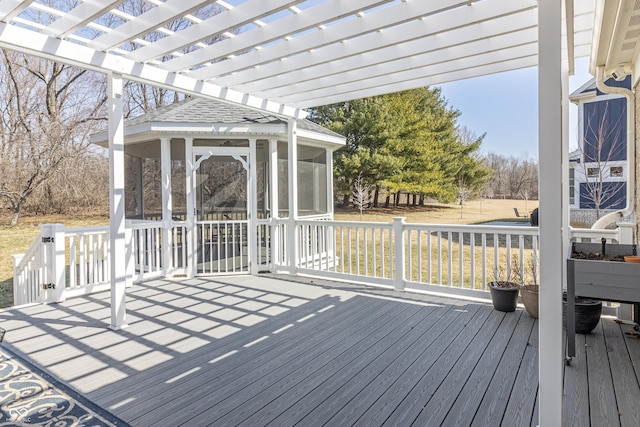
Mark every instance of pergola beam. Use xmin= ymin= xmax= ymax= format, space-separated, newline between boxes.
xmin=273 ymin=44 xmax=539 ymax=105
xmin=291 ymin=56 xmax=539 ymax=108
xmin=126 ymin=0 xmax=306 ymax=63
xmin=0 ymin=21 xmax=307 ymax=119
xmin=247 ymin=24 xmax=538 ymax=99
xmin=0 ymin=0 xmax=31 ymax=22
xmin=43 ymin=0 xmax=127 ymax=38
xmin=89 ymin=0 xmax=215 ymax=51
xmin=160 ymin=0 xmax=393 ymax=73
xmin=202 ymin=0 xmax=536 ymax=85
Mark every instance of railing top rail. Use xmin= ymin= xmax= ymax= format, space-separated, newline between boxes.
xmin=568 ymin=227 xmax=619 ymax=238
xmin=64 ymin=226 xmax=110 ymax=235
xmin=404 ymin=222 xmax=539 ymax=235
xmin=295 ymin=218 xmax=394 ymax=229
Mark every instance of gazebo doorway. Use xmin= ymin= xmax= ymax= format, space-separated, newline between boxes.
xmin=193 ymin=147 xmax=251 ymax=275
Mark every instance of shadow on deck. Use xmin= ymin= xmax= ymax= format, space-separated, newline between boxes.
xmin=0 ymin=275 xmax=636 ymax=426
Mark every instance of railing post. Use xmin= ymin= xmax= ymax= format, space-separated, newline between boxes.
xmin=12 ymin=254 xmax=25 ymax=306
xmin=41 ymin=224 xmax=66 ymax=303
xmin=125 ymin=226 xmax=134 ymax=288
xmin=617 ymin=222 xmax=635 ymax=244
xmin=393 ymin=217 xmax=406 ymax=291
xmin=617 ymin=222 xmax=636 ymax=320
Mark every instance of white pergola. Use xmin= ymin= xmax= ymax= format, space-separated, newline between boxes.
xmin=0 ymin=1 xmax=623 ymax=425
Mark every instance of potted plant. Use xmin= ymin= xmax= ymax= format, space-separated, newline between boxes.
xmin=513 ymin=251 xmax=539 ymax=319
xmin=488 ymin=263 xmax=519 ymax=312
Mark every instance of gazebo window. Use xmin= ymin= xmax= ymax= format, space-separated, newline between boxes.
xmin=297 ymin=145 xmax=327 ymax=216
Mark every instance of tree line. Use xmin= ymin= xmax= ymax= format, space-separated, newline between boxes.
xmin=0 ymin=58 xmax=538 ymax=225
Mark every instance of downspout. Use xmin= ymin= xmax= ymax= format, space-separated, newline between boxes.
xmin=591 ymin=66 xmax=635 ymax=229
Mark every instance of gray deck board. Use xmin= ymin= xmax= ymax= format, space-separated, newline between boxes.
xmin=381 ymin=305 xmax=501 ymax=426
xmin=460 ymin=312 xmax=536 ymax=427
xmin=501 ymin=314 xmax=538 ymax=427
xmin=123 ymin=296 xmax=399 ymax=423
xmin=586 ymin=321 xmax=621 ymax=427
xmin=563 ymin=333 xmax=590 ymax=427
xmin=155 ymin=299 xmax=424 ymax=426
xmin=1 ymin=275 xmax=639 ymax=427
xmin=414 ymin=310 xmax=523 ymax=426
xmin=602 ymin=319 xmax=640 ymax=427
xmin=207 ymin=300 xmax=446 ymax=426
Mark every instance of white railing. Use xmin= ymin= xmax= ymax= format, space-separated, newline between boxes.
xmin=288 ymin=218 xmax=543 ymax=299
xmin=12 ymin=231 xmax=44 ymax=306
xmin=12 ymin=217 xmax=627 ymax=306
xmin=12 ymin=221 xmax=187 ymax=305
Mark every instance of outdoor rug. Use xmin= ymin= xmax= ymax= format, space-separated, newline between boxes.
xmin=0 ymin=347 xmax=127 ymax=426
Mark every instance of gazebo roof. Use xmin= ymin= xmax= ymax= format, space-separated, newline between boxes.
xmin=123 ymin=96 xmax=342 ymax=138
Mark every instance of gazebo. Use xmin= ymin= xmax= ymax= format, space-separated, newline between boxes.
xmin=91 ymin=97 xmax=344 ymax=277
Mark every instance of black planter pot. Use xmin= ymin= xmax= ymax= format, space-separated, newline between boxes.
xmin=488 ymin=281 xmax=519 ymax=312
xmin=563 ymin=294 xmax=602 ymax=334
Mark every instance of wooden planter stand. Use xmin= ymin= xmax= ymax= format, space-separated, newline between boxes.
xmin=567 ymin=242 xmax=640 ymax=360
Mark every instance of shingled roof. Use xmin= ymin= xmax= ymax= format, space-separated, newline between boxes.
xmin=125 ymin=96 xmax=343 ymax=139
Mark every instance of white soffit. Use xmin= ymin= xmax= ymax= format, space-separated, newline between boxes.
xmin=0 ymin=0 xmax=595 ymax=112
xmin=591 ymin=0 xmax=640 ymax=80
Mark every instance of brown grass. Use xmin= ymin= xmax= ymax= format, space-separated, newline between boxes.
xmin=334 ymin=198 xmax=537 ymax=224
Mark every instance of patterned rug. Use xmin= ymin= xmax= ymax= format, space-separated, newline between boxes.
xmin=0 ymin=348 xmax=127 ymax=426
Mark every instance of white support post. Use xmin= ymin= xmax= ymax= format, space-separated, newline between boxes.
xmin=393 ymin=217 xmax=406 ymax=291
xmin=288 ymin=119 xmax=299 ymax=274
xmin=160 ymin=137 xmax=172 ymax=276
xmin=108 ymin=73 xmax=127 ymax=330
xmin=538 ymin=0 xmax=563 ymax=425
xmin=618 ymin=222 xmax=635 ymax=244
xmin=249 ymin=138 xmax=258 ymax=274
xmin=269 ymin=139 xmax=279 ymax=268
xmin=327 ymin=148 xmax=334 ymax=218
xmin=185 ymin=138 xmax=196 ymax=277
xmin=41 ymin=223 xmax=65 ymax=303
xmin=617 ymin=222 xmax=636 ymax=320
xmin=125 ymin=226 xmax=133 ymax=288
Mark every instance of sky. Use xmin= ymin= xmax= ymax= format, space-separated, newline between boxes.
xmin=437 ymin=56 xmax=593 ymax=159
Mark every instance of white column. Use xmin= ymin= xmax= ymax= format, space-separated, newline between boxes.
xmin=269 ymin=139 xmax=280 ymax=267
xmin=288 ymin=119 xmax=299 ymax=274
xmin=327 ymin=148 xmax=334 ymax=218
xmin=108 ymin=73 xmax=127 ymax=330
xmin=249 ymin=138 xmax=258 ymax=274
xmin=538 ymin=0 xmax=563 ymax=425
xmin=160 ymin=137 xmax=172 ymax=276
xmin=185 ymin=138 xmax=196 ymax=277
xmin=41 ymin=223 xmax=65 ymax=303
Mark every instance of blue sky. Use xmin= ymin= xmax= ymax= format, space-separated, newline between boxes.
xmin=438 ymin=57 xmax=593 ymax=159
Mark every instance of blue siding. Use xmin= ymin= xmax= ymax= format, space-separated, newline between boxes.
xmin=579 ymin=182 xmax=626 ymax=209
xmin=583 ymin=97 xmax=627 ymax=162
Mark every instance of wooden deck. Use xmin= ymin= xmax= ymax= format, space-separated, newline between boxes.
xmin=0 ymin=275 xmax=638 ymax=426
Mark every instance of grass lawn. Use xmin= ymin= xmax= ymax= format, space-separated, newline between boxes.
xmin=0 ymin=199 xmax=536 ymax=308
xmin=334 ymin=198 xmax=537 ymax=224
xmin=0 ymin=213 xmax=108 ymax=308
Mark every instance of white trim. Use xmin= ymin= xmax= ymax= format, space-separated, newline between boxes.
xmin=0 ymin=22 xmax=307 ymax=120
xmin=538 ymin=0 xmax=563 ymax=424
xmin=108 ymin=73 xmax=128 ymax=330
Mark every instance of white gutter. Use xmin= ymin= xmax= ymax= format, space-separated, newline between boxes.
xmin=591 ymin=66 xmax=635 ymax=230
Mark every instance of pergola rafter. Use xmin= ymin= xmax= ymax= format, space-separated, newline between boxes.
xmin=0 ymin=0 xmax=593 ymax=112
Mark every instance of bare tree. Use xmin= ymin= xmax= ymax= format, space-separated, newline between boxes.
xmin=576 ymin=99 xmax=627 ymax=219
xmin=0 ymin=50 xmax=107 ymax=225
xmin=352 ymin=173 xmax=372 ymax=220
xmin=456 ymin=178 xmax=473 ymax=219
